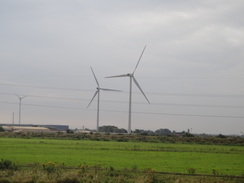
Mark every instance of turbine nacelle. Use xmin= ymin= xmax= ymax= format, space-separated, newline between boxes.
xmin=88 ymin=67 xmax=122 ymax=108
xmin=106 ymin=74 xmax=149 ymax=104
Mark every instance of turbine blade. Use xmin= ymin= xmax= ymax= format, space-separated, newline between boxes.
xmin=100 ymin=88 xmax=122 ymax=92
xmin=90 ymin=67 xmax=99 ymax=87
xmin=87 ymin=90 xmax=98 ymax=108
xmin=133 ymin=45 xmax=147 ymax=74
xmin=106 ymin=74 xmax=129 ymax=78
xmin=133 ymin=77 xmax=150 ymax=104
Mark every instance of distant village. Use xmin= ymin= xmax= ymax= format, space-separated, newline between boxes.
xmin=0 ymin=123 xmax=205 ymax=137
xmin=0 ymin=123 xmax=184 ymax=136
xmin=0 ymin=123 xmax=240 ymax=137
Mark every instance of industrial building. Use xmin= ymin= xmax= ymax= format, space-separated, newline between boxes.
xmin=0 ymin=124 xmax=69 ymax=133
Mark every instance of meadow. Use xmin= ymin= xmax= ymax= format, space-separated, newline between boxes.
xmin=0 ymin=136 xmax=244 ymax=176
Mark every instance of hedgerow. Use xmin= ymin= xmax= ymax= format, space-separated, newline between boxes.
xmin=0 ymin=132 xmax=243 ymax=146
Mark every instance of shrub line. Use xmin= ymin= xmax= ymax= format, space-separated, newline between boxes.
xmin=18 ymin=164 xmax=244 ymax=179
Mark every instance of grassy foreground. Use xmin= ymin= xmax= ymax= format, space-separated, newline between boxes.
xmin=0 ymin=133 xmax=244 ymax=183
xmin=1 ymin=137 xmax=244 ymax=174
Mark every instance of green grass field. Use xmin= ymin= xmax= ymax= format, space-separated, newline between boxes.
xmin=0 ymin=137 xmax=244 ymax=176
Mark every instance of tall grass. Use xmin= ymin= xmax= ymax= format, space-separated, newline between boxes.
xmin=0 ymin=162 xmax=243 ymax=183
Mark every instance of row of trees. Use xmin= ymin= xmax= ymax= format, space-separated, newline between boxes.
xmin=133 ymin=128 xmax=172 ymax=135
xmin=0 ymin=125 xmax=227 ymax=139
xmin=0 ymin=125 xmax=176 ymax=136
xmin=98 ymin=126 xmax=127 ymax=133
xmin=98 ymin=125 xmax=175 ymax=136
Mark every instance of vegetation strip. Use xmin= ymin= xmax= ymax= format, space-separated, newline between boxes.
xmin=18 ymin=164 xmax=244 ymax=179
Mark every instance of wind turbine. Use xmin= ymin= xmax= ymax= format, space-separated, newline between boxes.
xmin=106 ymin=45 xmax=150 ymax=134
xmin=16 ymin=95 xmax=27 ymax=125
xmin=87 ymin=67 xmax=121 ymax=132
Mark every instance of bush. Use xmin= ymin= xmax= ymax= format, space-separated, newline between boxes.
xmin=0 ymin=159 xmax=18 ymax=170
xmin=66 ymin=129 xmax=74 ymax=134
xmin=58 ymin=177 xmax=80 ymax=183
xmin=212 ymin=169 xmax=219 ymax=175
xmin=42 ymin=162 xmax=56 ymax=173
xmin=217 ymin=134 xmax=226 ymax=138
xmin=0 ymin=126 xmax=4 ymax=132
xmin=188 ymin=168 xmax=196 ymax=174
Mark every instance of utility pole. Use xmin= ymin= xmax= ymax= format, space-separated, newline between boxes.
xmin=17 ymin=95 xmax=26 ymax=125
xmin=12 ymin=112 xmax=14 ymax=124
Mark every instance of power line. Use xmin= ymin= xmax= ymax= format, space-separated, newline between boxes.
xmin=146 ymin=92 xmax=244 ymax=98
xmin=0 ymin=92 xmax=89 ymax=101
xmin=1 ymin=83 xmax=244 ymax=98
xmin=0 ymin=101 xmax=85 ymax=110
xmin=0 ymin=83 xmax=92 ymax=92
xmin=1 ymin=92 xmax=244 ymax=109
xmin=133 ymin=111 xmax=244 ymax=119
xmin=101 ymin=100 xmax=244 ymax=109
xmin=98 ymin=109 xmax=244 ymax=119
xmin=148 ymin=102 xmax=244 ymax=109
xmin=1 ymin=101 xmax=244 ymax=119
xmin=22 ymin=95 xmax=88 ymax=101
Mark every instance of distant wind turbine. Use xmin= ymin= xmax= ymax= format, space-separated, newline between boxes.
xmin=16 ymin=95 xmax=27 ymax=125
xmin=106 ymin=45 xmax=150 ymax=134
xmin=87 ymin=67 xmax=121 ymax=132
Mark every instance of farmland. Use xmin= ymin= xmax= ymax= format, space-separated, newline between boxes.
xmin=0 ymin=133 xmax=244 ymax=182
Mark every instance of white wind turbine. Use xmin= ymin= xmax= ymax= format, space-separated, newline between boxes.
xmin=87 ymin=67 xmax=121 ymax=132
xmin=106 ymin=46 xmax=150 ymax=134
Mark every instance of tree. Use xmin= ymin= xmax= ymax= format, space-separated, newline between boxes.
xmin=155 ymin=128 xmax=171 ymax=135
xmin=99 ymin=126 xmax=127 ymax=133
xmin=66 ymin=129 xmax=74 ymax=134
xmin=217 ymin=134 xmax=226 ymax=138
xmin=0 ymin=126 xmax=4 ymax=132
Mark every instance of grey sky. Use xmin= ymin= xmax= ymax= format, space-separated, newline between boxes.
xmin=0 ymin=0 xmax=244 ymax=135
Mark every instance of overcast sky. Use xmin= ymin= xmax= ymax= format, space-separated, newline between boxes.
xmin=1 ymin=0 xmax=244 ymax=135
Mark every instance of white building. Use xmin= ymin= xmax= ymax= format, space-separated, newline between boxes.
xmin=2 ymin=126 xmax=51 ymax=133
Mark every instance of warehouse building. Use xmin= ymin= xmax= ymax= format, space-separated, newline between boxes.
xmin=0 ymin=124 xmax=69 ymax=132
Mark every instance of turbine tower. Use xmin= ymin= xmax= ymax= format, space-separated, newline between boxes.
xmin=106 ymin=46 xmax=150 ymax=134
xmin=16 ymin=95 xmax=26 ymax=125
xmin=87 ymin=67 xmax=121 ymax=132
